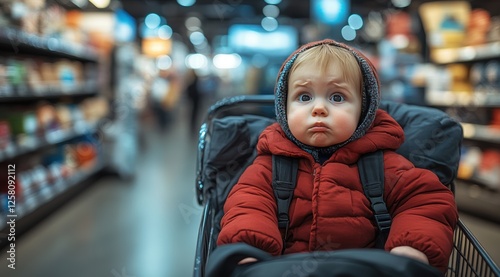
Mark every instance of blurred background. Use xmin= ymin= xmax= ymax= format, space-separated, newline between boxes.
xmin=0 ymin=0 xmax=500 ymax=276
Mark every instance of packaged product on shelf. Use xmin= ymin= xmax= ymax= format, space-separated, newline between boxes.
xmin=492 ymin=109 xmax=500 ymax=128
xmin=38 ymin=2 xmax=65 ymax=38
xmin=80 ymin=97 xmax=109 ymax=125
xmin=41 ymin=144 xmax=65 ymax=168
xmin=477 ymin=150 xmax=500 ymax=190
xmin=7 ymin=58 xmax=28 ymax=96
xmin=485 ymin=61 xmax=500 ymax=93
xmin=385 ymin=10 xmax=421 ymax=53
xmin=56 ymin=60 xmax=77 ymax=93
xmin=0 ymin=58 xmax=14 ymax=96
xmin=458 ymin=146 xmax=482 ymax=180
xmin=63 ymin=143 xmax=78 ymax=177
xmin=470 ymin=62 xmax=487 ymax=92
xmin=5 ymin=109 xmax=38 ymax=148
xmin=0 ymin=120 xmax=12 ymax=150
xmin=19 ymin=165 xmax=48 ymax=211
xmin=16 ymin=173 xmax=28 ymax=202
xmin=35 ymin=102 xmax=60 ymax=137
xmin=30 ymin=164 xmax=48 ymax=190
xmin=68 ymin=104 xmax=85 ymax=131
xmin=55 ymin=104 xmax=73 ymax=130
xmin=447 ymin=64 xmax=473 ymax=92
xmin=487 ymin=16 xmax=500 ymax=42
xmin=466 ymin=9 xmax=491 ymax=46
xmin=40 ymin=61 xmax=58 ymax=93
xmin=30 ymin=164 xmax=55 ymax=202
xmin=74 ymin=141 xmax=97 ymax=169
xmin=46 ymin=162 xmax=64 ymax=186
xmin=26 ymin=58 xmax=45 ymax=95
xmin=419 ymin=1 xmax=470 ymax=49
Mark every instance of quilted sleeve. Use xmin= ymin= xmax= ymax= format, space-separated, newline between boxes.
xmin=384 ymin=153 xmax=459 ymax=273
xmin=217 ymin=155 xmax=283 ymax=256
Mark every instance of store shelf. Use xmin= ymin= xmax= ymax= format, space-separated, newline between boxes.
xmin=0 ymin=6 xmax=109 ymax=253
xmin=461 ymin=123 xmax=500 ymax=145
xmin=0 ymin=28 xmax=99 ymax=62
xmin=457 ymin=177 xmax=499 ymax=192
xmin=0 ymin=161 xmax=106 ymax=248
xmin=0 ymin=123 xmax=98 ymax=163
xmin=426 ymin=90 xmax=500 ymax=107
xmin=431 ymin=42 xmax=500 ymax=64
xmin=0 ymin=90 xmax=98 ymax=104
xmin=455 ymin=179 xmax=500 ymax=223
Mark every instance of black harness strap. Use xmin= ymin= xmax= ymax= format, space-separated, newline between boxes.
xmin=358 ymin=150 xmax=392 ymax=249
xmin=272 ymin=150 xmax=391 ymax=252
xmin=272 ymin=155 xmax=299 ymax=254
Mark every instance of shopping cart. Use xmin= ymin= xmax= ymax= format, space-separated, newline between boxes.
xmin=448 ymin=220 xmax=500 ymax=277
xmin=193 ymin=94 xmax=500 ymax=277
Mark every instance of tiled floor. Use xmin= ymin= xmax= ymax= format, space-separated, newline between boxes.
xmin=0 ymin=99 xmax=499 ymax=277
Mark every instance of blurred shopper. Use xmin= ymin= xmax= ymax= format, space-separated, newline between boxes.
xmin=149 ymin=70 xmax=182 ymax=132
xmin=150 ymin=75 xmax=172 ymax=132
xmin=186 ymin=68 xmax=201 ymax=136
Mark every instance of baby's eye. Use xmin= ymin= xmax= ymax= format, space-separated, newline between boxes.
xmin=330 ymin=93 xmax=345 ymax=102
xmin=298 ymin=94 xmax=312 ymax=102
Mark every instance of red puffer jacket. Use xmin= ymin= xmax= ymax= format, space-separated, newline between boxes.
xmin=217 ymin=109 xmax=458 ymax=273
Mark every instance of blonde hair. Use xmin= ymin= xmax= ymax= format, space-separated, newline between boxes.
xmin=289 ymin=44 xmax=362 ymax=93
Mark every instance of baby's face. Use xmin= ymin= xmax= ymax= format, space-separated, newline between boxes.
xmin=286 ymin=62 xmax=362 ymax=147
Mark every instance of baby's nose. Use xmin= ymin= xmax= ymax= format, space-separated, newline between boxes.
xmin=312 ymin=100 xmax=328 ymax=116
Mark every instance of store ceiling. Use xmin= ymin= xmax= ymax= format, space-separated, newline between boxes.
xmin=115 ymin=0 xmax=500 ymax=47
xmin=116 ymin=0 xmax=391 ymax=44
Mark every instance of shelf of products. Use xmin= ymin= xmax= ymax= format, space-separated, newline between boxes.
xmin=0 ymin=122 xmax=99 ymax=163
xmin=424 ymin=44 xmax=500 ymax=187
xmin=431 ymin=42 xmax=500 ymax=64
xmin=0 ymin=28 xmax=99 ymax=62
xmin=461 ymin=123 xmax=500 ymax=145
xmin=455 ymin=179 xmax=500 ymax=223
xmin=426 ymin=91 xmax=500 ymax=107
xmin=0 ymin=150 xmax=106 ymax=231
xmin=416 ymin=1 xmax=500 ymax=221
xmin=0 ymin=5 xmax=109 ymax=247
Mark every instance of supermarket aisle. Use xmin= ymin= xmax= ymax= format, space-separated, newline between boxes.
xmin=0 ymin=104 xmax=204 ymax=277
xmin=1 ymin=99 xmax=500 ymax=277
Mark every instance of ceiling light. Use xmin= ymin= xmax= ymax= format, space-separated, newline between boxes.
xmin=392 ymin=0 xmax=411 ymax=8
xmin=185 ymin=17 xmax=202 ymax=31
xmin=341 ymin=25 xmax=356 ymax=41
xmin=158 ymin=25 xmax=173 ymax=39
xmin=263 ymin=5 xmax=280 ymax=18
xmin=213 ymin=54 xmax=242 ymax=69
xmin=157 ymin=55 xmax=173 ymax=70
xmin=189 ymin=31 xmax=206 ymax=45
xmin=177 ymin=0 xmax=196 ymax=7
xmin=261 ymin=17 xmax=278 ymax=32
xmin=89 ymin=0 xmax=110 ymax=9
xmin=265 ymin=0 xmax=281 ymax=5
xmin=186 ymin=53 xmax=207 ymax=69
xmin=145 ymin=13 xmax=161 ymax=29
xmin=348 ymin=14 xmax=363 ymax=30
